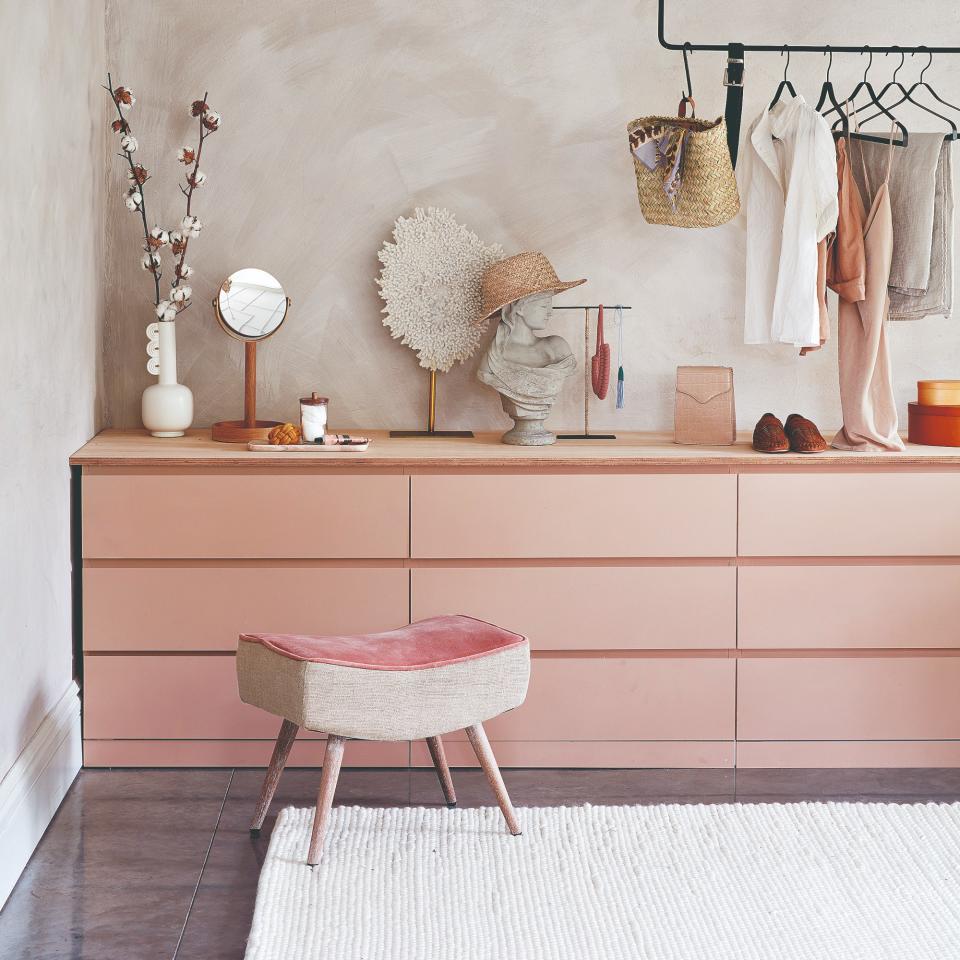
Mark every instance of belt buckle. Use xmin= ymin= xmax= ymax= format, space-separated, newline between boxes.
xmin=723 ymin=58 xmax=745 ymax=88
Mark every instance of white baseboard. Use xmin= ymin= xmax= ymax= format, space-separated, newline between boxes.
xmin=0 ymin=681 xmax=81 ymax=910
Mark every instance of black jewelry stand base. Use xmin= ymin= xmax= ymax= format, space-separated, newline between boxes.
xmin=389 ymin=430 xmax=475 ymax=438
xmin=556 ymin=433 xmax=617 ymax=440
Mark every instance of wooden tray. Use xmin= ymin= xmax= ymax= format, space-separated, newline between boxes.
xmin=247 ymin=439 xmax=371 ymax=452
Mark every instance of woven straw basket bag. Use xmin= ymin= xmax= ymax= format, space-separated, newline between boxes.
xmin=627 ymin=103 xmax=740 ymax=229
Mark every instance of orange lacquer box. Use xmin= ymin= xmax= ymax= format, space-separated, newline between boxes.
xmin=908 ymin=402 xmax=960 ymax=447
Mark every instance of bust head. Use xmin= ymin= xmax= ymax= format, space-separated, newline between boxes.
xmin=502 ymin=291 xmax=553 ymax=332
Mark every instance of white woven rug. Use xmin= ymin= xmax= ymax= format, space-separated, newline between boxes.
xmin=246 ymin=803 xmax=960 ymax=960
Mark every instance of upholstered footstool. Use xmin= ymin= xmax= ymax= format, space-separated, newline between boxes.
xmin=236 ymin=614 xmax=530 ymax=865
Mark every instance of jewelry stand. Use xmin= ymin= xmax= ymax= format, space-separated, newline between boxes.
xmin=556 ymin=305 xmax=632 ymax=440
xmin=389 ymin=370 xmax=474 ymax=438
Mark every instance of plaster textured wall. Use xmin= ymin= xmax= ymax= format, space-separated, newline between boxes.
xmin=104 ymin=1 xmax=960 ymax=434
xmin=0 ymin=0 xmax=104 ymax=774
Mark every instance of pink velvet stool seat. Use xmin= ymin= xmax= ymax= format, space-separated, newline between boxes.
xmin=236 ymin=615 xmax=530 ymax=864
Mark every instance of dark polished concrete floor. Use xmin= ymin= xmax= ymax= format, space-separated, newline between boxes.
xmin=3 ymin=766 xmax=960 ymax=959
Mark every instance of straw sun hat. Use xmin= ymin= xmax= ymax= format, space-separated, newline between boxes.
xmin=477 ymin=252 xmax=586 ymax=322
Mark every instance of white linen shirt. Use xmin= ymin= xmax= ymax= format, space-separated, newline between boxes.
xmin=742 ymin=96 xmax=839 ymax=347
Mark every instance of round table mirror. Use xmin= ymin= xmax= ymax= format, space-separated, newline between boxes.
xmin=215 ymin=268 xmax=289 ymax=341
xmin=211 ymin=268 xmax=292 ymax=443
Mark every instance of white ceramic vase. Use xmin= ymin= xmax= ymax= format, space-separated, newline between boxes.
xmin=142 ymin=320 xmax=193 ymax=438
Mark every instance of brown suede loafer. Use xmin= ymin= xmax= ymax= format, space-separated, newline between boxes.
xmin=784 ymin=413 xmax=828 ymax=453
xmin=752 ymin=413 xmax=790 ymax=454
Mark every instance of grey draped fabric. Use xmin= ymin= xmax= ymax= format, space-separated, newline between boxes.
xmin=852 ymin=134 xmax=954 ymax=320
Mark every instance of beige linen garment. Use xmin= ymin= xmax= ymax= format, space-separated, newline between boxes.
xmin=741 ymin=95 xmax=839 ymax=348
xmin=853 ymin=133 xmax=953 ymax=319
xmin=832 ymin=133 xmax=905 ymax=453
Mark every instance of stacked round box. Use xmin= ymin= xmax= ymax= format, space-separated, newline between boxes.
xmin=908 ymin=381 xmax=960 ymax=446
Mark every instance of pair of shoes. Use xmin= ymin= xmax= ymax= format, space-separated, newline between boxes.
xmin=752 ymin=413 xmax=827 ymax=454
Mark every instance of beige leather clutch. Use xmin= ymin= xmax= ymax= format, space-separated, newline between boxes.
xmin=674 ymin=366 xmax=736 ymax=445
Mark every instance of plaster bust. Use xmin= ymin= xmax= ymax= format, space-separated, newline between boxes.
xmin=477 ymin=291 xmax=577 ymax=445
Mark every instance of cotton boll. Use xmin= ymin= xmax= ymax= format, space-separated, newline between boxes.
xmin=141 ymin=252 xmax=160 ymax=270
xmin=149 ymin=226 xmax=169 ymax=249
xmin=120 ymin=134 xmax=138 ymax=152
xmin=155 ymin=299 xmax=176 ymax=321
xmin=180 ymin=215 xmax=203 ymax=237
xmin=114 ymin=86 xmax=135 ymax=110
xmin=170 ymin=285 xmax=192 ymax=303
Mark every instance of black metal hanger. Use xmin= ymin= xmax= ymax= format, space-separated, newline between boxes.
xmin=769 ymin=46 xmax=798 ymax=108
xmin=858 ymin=48 xmax=960 ymax=141
xmin=815 ymin=47 xmax=848 ymax=134
xmin=826 ymin=46 xmax=908 ymax=146
xmin=855 ymin=47 xmax=959 ymax=140
xmin=912 ymin=47 xmax=960 ymax=117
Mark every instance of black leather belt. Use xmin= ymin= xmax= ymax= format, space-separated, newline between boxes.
xmin=723 ymin=42 xmax=745 ymax=168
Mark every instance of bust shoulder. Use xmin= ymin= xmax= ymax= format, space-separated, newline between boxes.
xmin=536 ymin=334 xmax=574 ymax=363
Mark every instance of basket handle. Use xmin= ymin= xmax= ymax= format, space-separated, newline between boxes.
xmin=678 ymin=96 xmax=696 ymax=118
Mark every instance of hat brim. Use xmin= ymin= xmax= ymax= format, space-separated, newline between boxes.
xmin=477 ymin=277 xmax=587 ymax=323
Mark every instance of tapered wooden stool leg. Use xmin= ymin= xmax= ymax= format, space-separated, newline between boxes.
xmin=426 ymin=736 xmax=457 ymax=808
xmin=307 ymin=735 xmax=346 ymax=866
xmin=250 ymin=718 xmax=299 ymax=836
xmin=465 ymin=723 xmax=521 ymax=836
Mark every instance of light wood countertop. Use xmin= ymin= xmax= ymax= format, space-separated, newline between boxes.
xmin=69 ymin=428 xmax=960 ymax=469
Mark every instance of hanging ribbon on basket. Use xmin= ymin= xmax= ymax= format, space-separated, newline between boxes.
xmin=591 ymin=304 xmax=610 ymax=400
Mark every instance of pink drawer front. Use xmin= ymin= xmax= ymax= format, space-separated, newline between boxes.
xmin=739 ymin=565 xmax=960 ymax=649
xmin=84 ymin=563 xmax=409 ymax=651
xmin=739 ymin=474 xmax=960 ymax=557
xmin=84 ymin=654 xmax=734 ymax=744
xmin=411 ymin=565 xmax=735 ymax=649
xmin=83 ymin=654 xmax=320 ymax=740
xmin=411 ymin=474 xmax=736 ymax=558
xmin=410 ymin=740 xmax=734 ymax=769
xmin=738 ymin=656 xmax=960 ymax=740
xmin=464 ymin=656 xmax=733 ymax=742
xmin=82 ymin=470 xmax=409 ymax=559
xmin=83 ymin=739 xmax=408 ymax=768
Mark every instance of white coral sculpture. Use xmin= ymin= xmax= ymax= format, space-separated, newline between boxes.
xmin=377 ymin=207 xmax=504 ymax=372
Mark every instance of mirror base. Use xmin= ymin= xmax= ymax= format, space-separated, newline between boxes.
xmin=211 ymin=419 xmax=283 ymax=444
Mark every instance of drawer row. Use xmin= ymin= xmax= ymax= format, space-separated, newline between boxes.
xmin=84 ymin=563 xmax=960 ymax=652
xmin=83 ymin=653 xmax=960 ymax=744
xmin=82 ymin=471 xmax=960 ymax=559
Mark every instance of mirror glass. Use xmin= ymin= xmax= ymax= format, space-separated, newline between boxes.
xmin=216 ymin=268 xmax=287 ymax=340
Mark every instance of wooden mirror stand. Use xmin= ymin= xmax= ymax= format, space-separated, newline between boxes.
xmin=211 ymin=339 xmax=283 ymax=443
xmin=210 ymin=277 xmax=291 ymax=443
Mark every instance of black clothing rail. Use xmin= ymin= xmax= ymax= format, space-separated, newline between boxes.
xmin=658 ymin=0 xmax=960 ymax=54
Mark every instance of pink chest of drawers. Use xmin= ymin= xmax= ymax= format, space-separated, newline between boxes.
xmin=71 ymin=430 xmax=960 ymax=770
